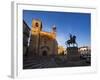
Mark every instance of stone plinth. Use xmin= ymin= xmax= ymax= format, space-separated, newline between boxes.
xmin=67 ymin=47 xmax=80 ymax=61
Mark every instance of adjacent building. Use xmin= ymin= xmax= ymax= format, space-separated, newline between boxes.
xmin=23 ymin=20 xmax=31 ymax=56
xmin=79 ymin=46 xmax=91 ymax=54
xmin=58 ymin=46 xmax=65 ymax=55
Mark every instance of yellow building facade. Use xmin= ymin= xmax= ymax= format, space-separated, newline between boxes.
xmin=28 ymin=19 xmax=58 ymax=56
xmin=58 ymin=46 xmax=65 ymax=55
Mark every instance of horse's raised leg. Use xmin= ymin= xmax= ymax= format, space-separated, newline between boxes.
xmin=73 ymin=43 xmax=74 ymax=47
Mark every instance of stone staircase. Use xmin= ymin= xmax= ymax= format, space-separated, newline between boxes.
xmin=23 ymin=56 xmax=58 ymax=69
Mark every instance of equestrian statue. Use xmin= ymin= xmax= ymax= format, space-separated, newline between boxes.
xmin=65 ymin=33 xmax=78 ymax=47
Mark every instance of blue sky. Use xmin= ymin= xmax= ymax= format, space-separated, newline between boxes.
xmin=23 ymin=10 xmax=91 ymax=48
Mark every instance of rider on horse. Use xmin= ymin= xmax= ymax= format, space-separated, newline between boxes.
xmin=65 ymin=33 xmax=78 ymax=47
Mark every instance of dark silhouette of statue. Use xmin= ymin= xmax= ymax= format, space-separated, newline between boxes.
xmin=65 ymin=34 xmax=78 ymax=47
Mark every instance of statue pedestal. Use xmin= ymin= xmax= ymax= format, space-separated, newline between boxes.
xmin=67 ymin=47 xmax=80 ymax=61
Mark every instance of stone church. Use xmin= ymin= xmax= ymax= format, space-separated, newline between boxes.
xmin=28 ymin=19 xmax=58 ymax=56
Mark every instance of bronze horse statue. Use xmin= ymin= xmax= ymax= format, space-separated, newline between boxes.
xmin=65 ymin=34 xmax=78 ymax=47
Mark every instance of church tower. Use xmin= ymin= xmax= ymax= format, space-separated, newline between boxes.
xmin=31 ymin=19 xmax=42 ymax=35
xmin=28 ymin=19 xmax=42 ymax=56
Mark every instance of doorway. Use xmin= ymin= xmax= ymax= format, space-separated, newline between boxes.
xmin=42 ymin=51 xmax=47 ymax=56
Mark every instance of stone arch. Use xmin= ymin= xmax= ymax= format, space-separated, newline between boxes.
xmin=40 ymin=46 xmax=50 ymax=56
xmin=42 ymin=50 xmax=47 ymax=56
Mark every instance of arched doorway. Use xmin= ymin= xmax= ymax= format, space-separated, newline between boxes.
xmin=42 ymin=50 xmax=47 ymax=56
xmin=41 ymin=46 xmax=49 ymax=56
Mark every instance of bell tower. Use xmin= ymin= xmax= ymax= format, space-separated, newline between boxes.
xmin=31 ymin=19 xmax=42 ymax=35
xmin=28 ymin=19 xmax=42 ymax=56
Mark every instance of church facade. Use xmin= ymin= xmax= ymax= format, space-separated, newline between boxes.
xmin=28 ymin=19 xmax=58 ymax=56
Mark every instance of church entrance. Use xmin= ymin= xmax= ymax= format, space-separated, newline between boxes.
xmin=41 ymin=46 xmax=49 ymax=56
xmin=42 ymin=51 xmax=47 ymax=56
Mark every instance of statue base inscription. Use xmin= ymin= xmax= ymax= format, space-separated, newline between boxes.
xmin=67 ymin=47 xmax=80 ymax=61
